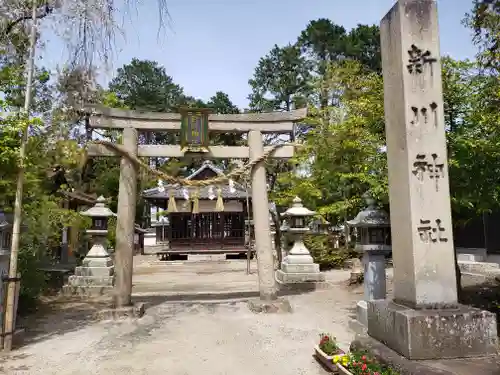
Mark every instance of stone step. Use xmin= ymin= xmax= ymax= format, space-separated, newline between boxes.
xmin=61 ymin=285 xmax=114 ymax=297
xmin=461 ymin=272 xmax=500 ymax=285
xmin=458 ymin=260 xmax=500 ymax=274
xmin=74 ymin=266 xmax=114 ymax=277
xmin=68 ymin=275 xmax=114 ymax=287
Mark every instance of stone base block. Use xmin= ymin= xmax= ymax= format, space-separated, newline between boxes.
xmin=75 ymin=265 xmax=114 ymax=277
xmin=282 ymin=254 xmax=314 ymax=264
xmin=277 ymin=280 xmax=331 ymax=294
xmin=348 ymin=300 xmax=369 ymax=335
xmin=82 ymin=256 xmax=113 ymax=268
xmin=95 ymin=302 xmax=146 ymax=320
xmin=247 ymin=297 xmax=292 ymax=314
xmin=62 ymin=285 xmax=114 ymax=297
xmin=456 ymin=247 xmax=487 ymax=262
xmin=281 ymin=262 xmax=319 ymax=274
xmin=67 ymin=275 xmax=114 ymax=287
xmin=276 ymin=269 xmax=325 ymax=283
xmin=348 ymin=318 xmax=367 ymax=335
xmin=356 ymin=300 xmax=368 ymax=327
xmin=367 ymin=300 xmax=498 ymax=360
xmin=351 ymin=334 xmax=500 ymax=375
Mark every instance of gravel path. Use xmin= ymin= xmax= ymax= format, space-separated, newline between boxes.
xmin=1 ymin=271 xmax=362 ymax=375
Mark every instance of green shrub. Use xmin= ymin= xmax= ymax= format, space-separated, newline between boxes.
xmin=304 ymin=233 xmax=357 ymax=270
xmin=107 ymin=216 xmax=117 ymax=250
xmin=17 ymin=245 xmax=46 ymax=315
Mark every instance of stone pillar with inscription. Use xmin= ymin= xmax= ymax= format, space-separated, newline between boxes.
xmin=366 ymin=0 xmax=498 ymax=360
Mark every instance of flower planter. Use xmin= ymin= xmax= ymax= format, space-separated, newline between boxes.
xmin=314 ymin=345 xmax=345 ymax=373
xmin=336 ymin=363 xmax=353 ymax=375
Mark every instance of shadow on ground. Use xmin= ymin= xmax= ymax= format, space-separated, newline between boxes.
xmin=132 ymin=282 xmax=330 ymax=309
xmin=15 ymin=282 xmax=332 ymax=348
xmin=17 ymin=296 xmax=112 ymax=347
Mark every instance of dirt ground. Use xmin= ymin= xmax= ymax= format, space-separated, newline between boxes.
xmin=1 ymin=255 xmax=367 ymax=375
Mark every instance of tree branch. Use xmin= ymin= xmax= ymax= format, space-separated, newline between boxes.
xmin=4 ymin=3 xmax=54 ymax=35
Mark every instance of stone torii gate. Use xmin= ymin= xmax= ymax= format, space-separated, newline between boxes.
xmin=86 ymin=107 xmax=307 ymax=308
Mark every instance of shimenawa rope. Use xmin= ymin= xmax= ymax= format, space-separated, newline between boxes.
xmin=82 ymin=140 xmax=301 ymax=187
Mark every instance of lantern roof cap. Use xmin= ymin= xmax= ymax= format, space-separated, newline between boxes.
xmin=311 ymin=217 xmax=330 ymax=225
xmin=0 ymin=211 xmax=10 ymax=229
xmin=282 ymin=196 xmax=315 ymax=217
xmin=347 ymin=193 xmax=390 ymax=227
xmin=81 ymin=196 xmax=114 ymax=217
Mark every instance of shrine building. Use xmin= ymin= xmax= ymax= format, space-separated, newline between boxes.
xmin=142 ymin=161 xmax=253 ymax=259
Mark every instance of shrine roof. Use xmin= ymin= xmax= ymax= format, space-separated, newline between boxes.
xmin=0 ymin=211 xmax=12 ymax=229
xmin=142 ymin=161 xmax=251 ymax=200
xmin=143 ymin=185 xmax=249 ymax=200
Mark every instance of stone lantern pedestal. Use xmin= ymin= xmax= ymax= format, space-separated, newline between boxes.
xmin=347 ymin=193 xmax=391 ymax=329
xmin=276 ymin=197 xmax=324 ymax=284
xmin=63 ymin=196 xmax=115 ymax=297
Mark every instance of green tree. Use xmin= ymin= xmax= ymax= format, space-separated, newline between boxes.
xmin=443 ymin=58 xmax=500 ymax=214
xmin=297 ymin=19 xmax=346 ymax=109
xmin=248 ymin=43 xmax=311 ymax=112
xmin=344 ymin=24 xmax=381 ymax=73
xmin=109 ymin=58 xmax=185 ymax=112
xmin=297 ymin=19 xmax=381 ymax=108
xmin=298 ymin=19 xmax=347 ymax=70
xmin=207 ymin=91 xmax=242 ymax=149
xmin=0 ymin=68 xmax=84 ymax=311
xmin=208 ymin=91 xmax=239 ymax=114
xmin=466 ymin=0 xmax=500 ymax=72
xmin=273 ymin=61 xmax=386 ymax=223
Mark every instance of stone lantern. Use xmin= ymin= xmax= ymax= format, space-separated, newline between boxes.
xmin=276 ymin=197 xmax=324 ymax=284
xmin=331 ymin=224 xmax=344 ymax=248
xmin=310 ymin=218 xmax=330 ymax=234
xmin=347 ymin=193 xmax=391 ymax=328
xmin=280 ymin=218 xmax=292 ymax=253
xmin=64 ymin=196 xmax=115 ymax=296
xmin=80 ymin=196 xmax=114 ymax=264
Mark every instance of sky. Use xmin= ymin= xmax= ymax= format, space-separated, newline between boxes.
xmin=39 ymin=0 xmax=477 ymax=109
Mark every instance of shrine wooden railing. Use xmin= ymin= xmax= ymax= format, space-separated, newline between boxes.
xmin=167 ymin=212 xmax=245 ymax=251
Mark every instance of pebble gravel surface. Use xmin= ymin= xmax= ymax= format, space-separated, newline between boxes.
xmin=1 ymin=287 xmax=361 ymax=375
xmin=1 ymin=258 xmax=368 ymax=375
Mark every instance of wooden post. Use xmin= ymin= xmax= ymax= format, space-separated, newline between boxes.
xmin=114 ymin=128 xmax=138 ymax=307
xmin=3 ymin=0 xmax=38 ymax=352
xmin=248 ymin=130 xmax=277 ymax=301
